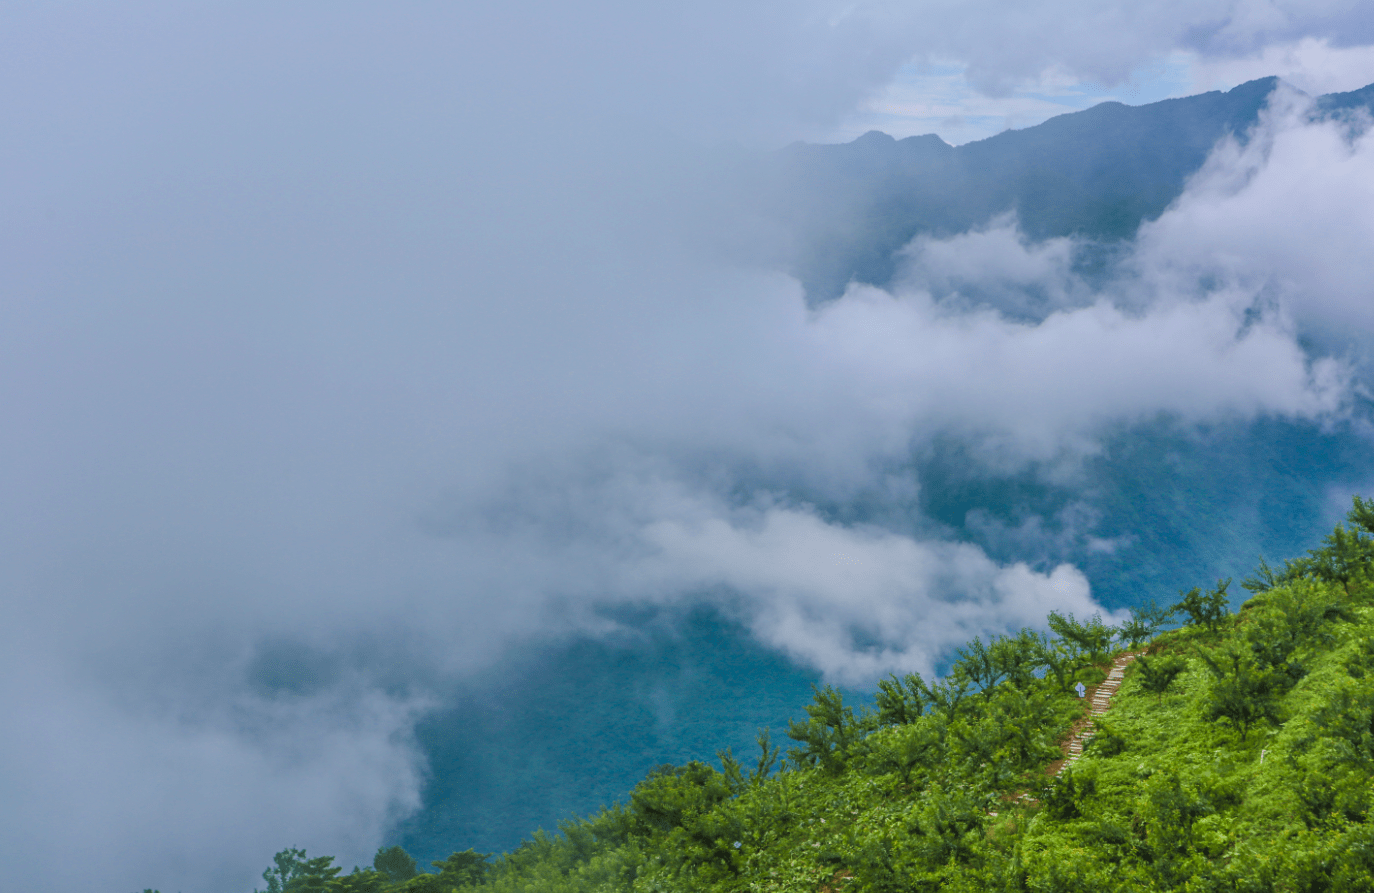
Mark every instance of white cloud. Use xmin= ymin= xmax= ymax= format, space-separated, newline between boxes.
xmin=427 ymin=468 xmax=1117 ymax=686
xmin=804 ymin=279 xmax=1342 ymax=463
xmin=0 ymin=637 xmax=426 ymax=893
xmin=1136 ymin=85 xmax=1374 ymax=357
xmin=633 ymin=502 xmax=1107 ymax=683
xmin=865 ymin=0 xmax=1373 ymax=98
xmin=1188 ymin=36 xmax=1374 ymax=96
xmin=896 ymin=217 xmax=1086 ymax=313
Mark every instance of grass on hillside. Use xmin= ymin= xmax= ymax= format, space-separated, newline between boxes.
xmin=238 ymin=497 xmax=1374 ymax=893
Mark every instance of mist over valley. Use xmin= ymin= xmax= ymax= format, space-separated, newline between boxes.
xmin=5 ymin=4 xmax=1374 ymax=890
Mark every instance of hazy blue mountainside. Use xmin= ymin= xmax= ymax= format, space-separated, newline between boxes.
xmin=384 ymin=79 xmax=1374 ymax=866
xmin=397 ymin=419 xmax=1374 ymax=864
xmin=393 ymin=610 xmax=828 ymax=860
xmin=761 ymin=77 xmax=1373 ymax=302
xmin=1317 ymin=80 xmax=1374 ymax=114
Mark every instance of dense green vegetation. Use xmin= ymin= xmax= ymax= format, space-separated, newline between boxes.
xmin=240 ymin=497 xmax=1374 ymax=892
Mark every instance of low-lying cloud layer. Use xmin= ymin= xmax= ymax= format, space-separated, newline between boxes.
xmin=3 ymin=4 xmax=1374 ymax=892
xmin=1138 ymin=86 xmax=1374 ymax=356
xmin=633 ymin=501 xmax=1104 ymax=680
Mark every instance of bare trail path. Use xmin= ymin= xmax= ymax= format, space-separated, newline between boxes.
xmin=1056 ymin=651 xmax=1140 ymax=776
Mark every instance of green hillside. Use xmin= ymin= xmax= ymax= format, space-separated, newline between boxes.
xmin=241 ymin=497 xmax=1374 ymax=893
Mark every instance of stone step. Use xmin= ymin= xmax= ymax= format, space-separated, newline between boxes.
xmin=1055 ymin=653 xmax=1140 ymax=777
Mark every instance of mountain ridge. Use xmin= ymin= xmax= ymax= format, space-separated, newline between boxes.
xmin=765 ymin=76 xmax=1371 ymax=301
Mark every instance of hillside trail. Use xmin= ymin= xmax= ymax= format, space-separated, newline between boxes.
xmin=1056 ymin=651 xmax=1140 ymax=776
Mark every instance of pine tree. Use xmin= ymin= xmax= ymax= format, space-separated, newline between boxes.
xmin=875 ymin=672 xmax=932 ymax=725
xmin=1048 ymin=611 xmax=1115 ymax=665
xmin=1199 ymin=645 xmax=1279 ymax=740
xmin=373 ymin=846 xmax=417 ymax=884
xmin=1135 ymin=653 xmax=1187 ymax=701
xmin=1172 ymin=579 xmax=1231 ymax=634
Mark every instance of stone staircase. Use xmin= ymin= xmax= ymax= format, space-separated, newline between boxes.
xmin=1058 ymin=651 xmax=1139 ymax=775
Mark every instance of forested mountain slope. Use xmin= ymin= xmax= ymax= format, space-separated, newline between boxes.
xmin=237 ymin=497 xmax=1374 ymax=892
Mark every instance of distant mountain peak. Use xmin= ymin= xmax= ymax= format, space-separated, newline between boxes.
xmin=853 ymin=130 xmax=897 ymax=145
xmin=898 ymin=133 xmax=951 ymax=148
